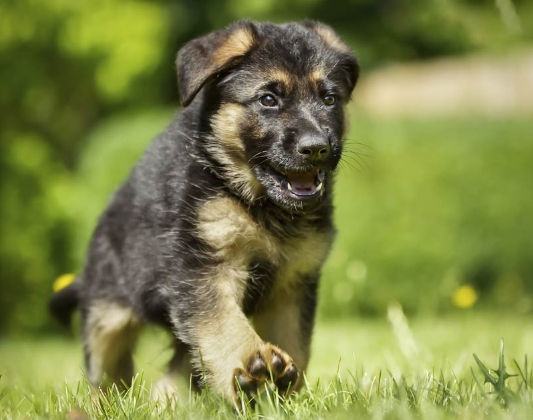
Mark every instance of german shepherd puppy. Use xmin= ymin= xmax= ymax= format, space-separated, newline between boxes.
xmin=50 ymin=20 xmax=358 ymax=404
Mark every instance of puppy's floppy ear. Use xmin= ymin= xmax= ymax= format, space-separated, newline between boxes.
xmin=176 ymin=20 xmax=257 ymax=106
xmin=303 ymin=21 xmax=360 ymax=96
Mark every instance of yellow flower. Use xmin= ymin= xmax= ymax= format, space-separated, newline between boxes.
xmin=452 ymin=285 xmax=478 ymax=309
xmin=53 ymin=273 xmax=76 ymax=293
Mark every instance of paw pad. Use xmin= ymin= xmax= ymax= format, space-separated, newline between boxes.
xmin=233 ymin=344 xmax=299 ymax=398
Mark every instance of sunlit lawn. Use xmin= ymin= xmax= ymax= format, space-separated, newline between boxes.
xmin=2 ymin=110 xmax=532 ymax=419
xmin=1 ymin=312 xmax=533 ymax=419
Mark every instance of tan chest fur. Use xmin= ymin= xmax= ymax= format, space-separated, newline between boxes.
xmin=197 ymin=195 xmax=332 ymax=303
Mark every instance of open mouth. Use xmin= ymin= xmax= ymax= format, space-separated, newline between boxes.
xmin=273 ymin=168 xmax=326 ymax=200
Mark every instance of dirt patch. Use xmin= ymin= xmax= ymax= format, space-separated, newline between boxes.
xmin=355 ymin=49 xmax=533 ymax=117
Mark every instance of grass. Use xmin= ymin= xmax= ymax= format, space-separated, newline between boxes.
xmin=2 ymin=312 xmax=533 ymax=419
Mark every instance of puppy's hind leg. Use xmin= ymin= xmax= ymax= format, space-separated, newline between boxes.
xmin=82 ymin=301 xmax=142 ymax=389
xmin=152 ymin=339 xmax=196 ymax=405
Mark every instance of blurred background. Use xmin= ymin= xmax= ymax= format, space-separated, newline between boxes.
xmin=1 ymin=0 xmax=532 ymax=335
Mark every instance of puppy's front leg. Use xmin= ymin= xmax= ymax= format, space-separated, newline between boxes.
xmin=253 ymin=276 xmax=319 ymax=386
xmin=173 ymin=280 xmax=299 ymax=403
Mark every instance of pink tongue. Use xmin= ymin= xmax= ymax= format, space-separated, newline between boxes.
xmin=287 ymin=172 xmax=317 ymax=193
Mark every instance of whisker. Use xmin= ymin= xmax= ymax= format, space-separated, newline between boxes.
xmin=247 ymin=150 xmax=269 ymax=164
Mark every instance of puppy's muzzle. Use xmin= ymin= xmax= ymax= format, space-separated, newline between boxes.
xmin=277 ymin=133 xmax=331 ymax=200
xmin=297 ymin=133 xmax=331 ymax=163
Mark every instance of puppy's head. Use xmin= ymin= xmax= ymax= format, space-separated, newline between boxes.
xmin=177 ymin=20 xmax=359 ymax=212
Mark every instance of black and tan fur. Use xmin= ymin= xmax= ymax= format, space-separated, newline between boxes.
xmin=50 ymin=20 xmax=359 ymax=404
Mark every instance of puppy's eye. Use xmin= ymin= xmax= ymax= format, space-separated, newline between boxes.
xmin=260 ymin=94 xmax=278 ymax=107
xmin=323 ymin=94 xmax=336 ymax=106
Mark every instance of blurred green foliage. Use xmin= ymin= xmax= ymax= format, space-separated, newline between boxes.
xmin=322 ymin=115 xmax=533 ymax=317
xmin=0 ymin=0 xmax=532 ymax=333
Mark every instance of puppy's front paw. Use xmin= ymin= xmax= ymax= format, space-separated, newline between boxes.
xmin=233 ymin=343 xmax=299 ymax=398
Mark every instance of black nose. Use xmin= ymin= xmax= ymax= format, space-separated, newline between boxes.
xmin=297 ymin=134 xmax=330 ymax=160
